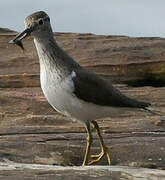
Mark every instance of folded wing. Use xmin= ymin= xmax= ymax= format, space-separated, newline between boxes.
xmin=72 ymin=69 xmax=150 ymax=109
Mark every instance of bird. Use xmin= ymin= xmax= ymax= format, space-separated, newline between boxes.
xmin=9 ymin=11 xmax=151 ymax=166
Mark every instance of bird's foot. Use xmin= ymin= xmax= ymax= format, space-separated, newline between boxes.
xmin=88 ymin=147 xmax=111 ymax=165
xmin=91 ymin=151 xmax=104 ymax=159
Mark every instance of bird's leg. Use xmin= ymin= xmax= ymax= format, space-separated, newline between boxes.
xmin=82 ymin=122 xmax=93 ymax=166
xmin=89 ymin=120 xmax=111 ymax=165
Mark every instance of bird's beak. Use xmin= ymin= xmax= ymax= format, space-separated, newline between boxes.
xmin=9 ymin=27 xmax=32 ymax=50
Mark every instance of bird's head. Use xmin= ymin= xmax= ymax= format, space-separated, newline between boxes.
xmin=9 ymin=11 xmax=53 ymax=49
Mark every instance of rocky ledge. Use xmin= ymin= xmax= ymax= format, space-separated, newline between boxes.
xmin=1 ymin=28 xmax=165 ymax=179
xmin=0 ymin=162 xmax=165 ymax=180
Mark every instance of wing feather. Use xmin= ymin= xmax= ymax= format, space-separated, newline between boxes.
xmin=72 ymin=69 xmax=150 ymax=108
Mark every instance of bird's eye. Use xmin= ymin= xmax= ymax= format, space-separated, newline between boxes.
xmin=39 ymin=19 xmax=43 ymax=25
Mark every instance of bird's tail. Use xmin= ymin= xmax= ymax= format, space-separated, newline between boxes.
xmin=143 ymin=107 xmax=164 ymax=116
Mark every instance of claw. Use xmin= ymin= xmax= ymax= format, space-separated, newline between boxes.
xmin=89 ymin=148 xmax=111 ymax=165
xmin=91 ymin=152 xmax=103 ymax=159
xmin=88 ymin=152 xmax=105 ymax=165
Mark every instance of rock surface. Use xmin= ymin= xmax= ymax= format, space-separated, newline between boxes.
xmin=0 ymin=162 xmax=165 ymax=180
xmin=1 ymin=28 xmax=165 ymax=179
xmin=1 ymin=28 xmax=165 ymax=87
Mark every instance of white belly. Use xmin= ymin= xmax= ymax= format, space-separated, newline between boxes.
xmin=40 ymin=68 xmax=126 ymax=124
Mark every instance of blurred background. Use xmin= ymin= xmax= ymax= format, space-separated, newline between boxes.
xmin=1 ymin=0 xmax=165 ymax=37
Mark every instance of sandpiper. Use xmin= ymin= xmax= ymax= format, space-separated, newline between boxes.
xmin=10 ymin=11 xmax=151 ymax=166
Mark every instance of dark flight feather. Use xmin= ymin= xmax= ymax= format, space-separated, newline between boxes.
xmin=72 ymin=68 xmax=150 ymax=109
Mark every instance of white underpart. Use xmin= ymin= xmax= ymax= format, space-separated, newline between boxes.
xmin=40 ymin=68 xmax=125 ymax=124
xmin=34 ymin=38 xmax=129 ymax=125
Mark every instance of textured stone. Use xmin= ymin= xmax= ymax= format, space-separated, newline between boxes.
xmin=1 ymin=29 xmax=165 ymax=87
xmin=1 ymin=28 xmax=165 ymax=179
xmin=0 ymin=162 xmax=165 ymax=180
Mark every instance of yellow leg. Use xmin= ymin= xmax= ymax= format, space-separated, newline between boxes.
xmin=82 ymin=123 xmax=92 ymax=166
xmin=89 ymin=120 xmax=111 ymax=165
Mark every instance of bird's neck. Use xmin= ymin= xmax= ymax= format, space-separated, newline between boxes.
xmin=34 ymin=34 xmax=58 ymax=65
xmin=33 ymin=33 xmax=80 ymax=75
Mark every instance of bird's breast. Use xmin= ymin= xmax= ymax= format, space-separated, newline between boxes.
xmin=40 ymin=66 xmax=75 ymax=117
